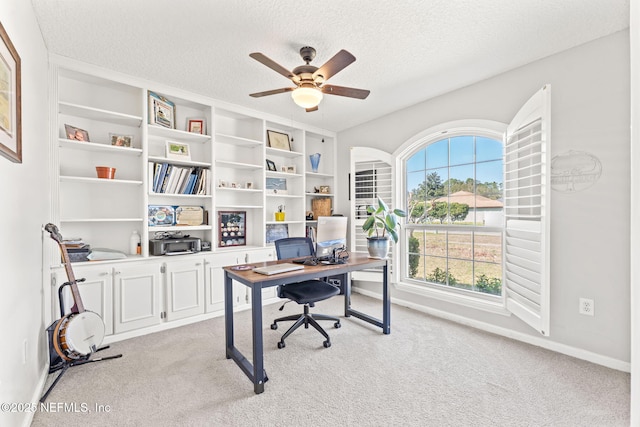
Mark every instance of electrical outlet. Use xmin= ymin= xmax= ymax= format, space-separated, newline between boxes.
xmin=579 ymin=298 xmax=594 ymax=316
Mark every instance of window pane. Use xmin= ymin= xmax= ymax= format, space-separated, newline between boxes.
xmin=407 ymin=230 xmax=424 ymax=279
xmin=426 ymin=139 xmax=448 ymax=169
xmin=406 ymin=148 xmax=425 ymax=172
xmin=476 ymin=137 xmax=502 ymax=162
xmin=448 ymin=231 xmax=472 ymax=260
xmin=448 ymin=259 xmax=473 ymax=289
xmin=450 ymin=136 xmax=474 ymax=166
xmin=448 ymin=164 xmax=475 ymax=224
xmin=425 ymin=255 xmax=447 ymax=285
xmin=474 ymin=232 xmax=502 ymax=263
xmin=474 ymin=261 xmax=502 ymax=295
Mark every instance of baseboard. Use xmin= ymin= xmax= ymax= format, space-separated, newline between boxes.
xmin=352 ymin=287 xmax=631 ymax=373
xmin=22 ymin=364 xmax=51 ymax=427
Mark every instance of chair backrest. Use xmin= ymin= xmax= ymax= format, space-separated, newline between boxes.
xmin=274 ymin=237 xmax=315 ymax=260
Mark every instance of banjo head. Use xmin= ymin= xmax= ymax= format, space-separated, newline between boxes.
xmin=65 ymin=311 xmax=106 ymax=355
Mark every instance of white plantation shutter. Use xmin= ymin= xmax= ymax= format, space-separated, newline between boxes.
xmin=350 ymin=147 xmax=394 ymax=277
xmin=503 ymin=85 xmax=551 ymax=336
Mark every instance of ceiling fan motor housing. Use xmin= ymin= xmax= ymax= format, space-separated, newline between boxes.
xmin=299 ymin=46 xmax=316 ymax=63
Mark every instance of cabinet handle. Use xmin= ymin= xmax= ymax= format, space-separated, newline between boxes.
xmin=114 ymin=271 xmax=121 ymax=275
xmin=195 ymin=262 xmax=202 ymax=266
xmin=99 ymin=272 xmax=109 ymax=276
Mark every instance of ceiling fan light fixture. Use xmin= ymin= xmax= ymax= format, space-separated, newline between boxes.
xmin=291 ymin=86 xmax=323 ymax=109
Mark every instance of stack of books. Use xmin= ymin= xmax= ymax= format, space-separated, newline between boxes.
xmin=149 ymin=162 xmax=210 ymax=195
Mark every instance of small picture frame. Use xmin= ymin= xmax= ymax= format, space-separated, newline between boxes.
xmin=266 ymin=159 xmax=277 ymax=171
xmin=266 ymin=177 xmax=287 ymax=194
xmin=218 ymin=211 xmax=246 ymax=247
xmin=245 ymin=182 xmax=254 ymax=189
xmin=267 ymin=130 xmax=291 ymax=151
xmin=64 ymin=124 xmax=90 ymax=142
xmin=319 ymin=185 xmax=330 ymax=194
xmin=218 ymin=180 xmax=228 ymax=188
xmin=187 ymin=118 xmax=206 ymax=134
xmin=286 ymin=165 xmax=297 ymax=174
xmin=166 ymin=140 xmax=191 ymax=160
xmin=148 ymin=91 xmax=175 ymax=129
xmin=109 ymin=133 xmax=133 ymax=147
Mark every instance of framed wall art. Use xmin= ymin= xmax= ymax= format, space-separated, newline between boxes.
xmin=148 ymin=91 xmax=175 ymax=128
xmin=0 ymin=21 xmax=21 ymax=163
xmin=266 ymin=159 xmax=277 ymax=171
xmin=218 ymin=211 xmax=246 ymax=247
xmin=266 ymin=223 xmax=289 ymax=244
xmin=267 ymin=130 xmax=291 ymax=151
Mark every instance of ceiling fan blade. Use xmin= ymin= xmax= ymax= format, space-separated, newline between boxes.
xmin=250 ymin=52 xmax=300 ymax=82
xmin=249 ymin=87 xmax=295 ymax=98
xmin=312 ymin=50 xmax=356 ymax=81
xmin=321 ymin=84 xmax=370 ymax=99
xmin=305 ymin=106 xmax=319 ymax=113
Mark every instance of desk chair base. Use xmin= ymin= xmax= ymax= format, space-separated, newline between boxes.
xmin=271 ymin=304 xmax=341 ymax=349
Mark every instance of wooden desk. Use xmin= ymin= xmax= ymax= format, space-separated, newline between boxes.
xmin=223 ymin=253 xmax=389 ymax=394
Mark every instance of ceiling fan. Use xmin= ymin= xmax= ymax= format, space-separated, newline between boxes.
xmin=249 ymin=46 xmax=370 ymax=112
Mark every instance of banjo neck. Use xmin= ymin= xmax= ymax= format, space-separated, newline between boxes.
xmin=45 ymin=223 xmax=86 ymax=314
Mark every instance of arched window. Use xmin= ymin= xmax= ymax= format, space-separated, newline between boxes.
xmin=399 ymin=124 xmax=505 ymax=299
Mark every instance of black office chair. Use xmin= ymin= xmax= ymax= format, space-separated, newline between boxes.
xmin=271 ymin=237 xmax=341 ymax=348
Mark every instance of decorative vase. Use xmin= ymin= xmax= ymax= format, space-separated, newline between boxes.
xmin=309 ymin=153 xmax=321 ymax=173
xmin=367 ymin=236 xmax=390 ymax=259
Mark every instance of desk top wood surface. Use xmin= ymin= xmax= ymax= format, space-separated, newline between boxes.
xmin=222 ymin=253 xmax=386 ymax=285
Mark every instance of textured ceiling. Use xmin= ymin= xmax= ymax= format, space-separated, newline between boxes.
xmin=30 ymin=0 xmax=629 ymax=132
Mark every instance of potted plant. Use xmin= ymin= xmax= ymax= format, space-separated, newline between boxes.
xmin=362 ymin=197 xmax=406 ymax=258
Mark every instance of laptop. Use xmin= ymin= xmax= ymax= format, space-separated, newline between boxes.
xmin=253 ymin=263 xmax=304 ymax=276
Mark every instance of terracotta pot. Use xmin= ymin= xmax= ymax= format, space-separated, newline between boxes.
xmin=96 ymin=166 xmax=116 ymax=179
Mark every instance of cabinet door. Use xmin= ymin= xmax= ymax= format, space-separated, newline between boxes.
xmin=246 ymin=248 xmax=278 ymax=300
xmin=113 ymin=262 xmax=162 ymax=334
xmin=204 ymin=252 xmax=238 ymax=312
xmin=53 ymin=265 xmax=114 ymax=336
xmin=164 ymin=258 xmax=205 ymax=321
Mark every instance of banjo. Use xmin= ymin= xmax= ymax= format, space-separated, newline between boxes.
xmin=45 ymin=223 xmax=105 ymax=361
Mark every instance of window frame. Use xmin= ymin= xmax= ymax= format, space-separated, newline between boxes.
xmin=394 ymin=120 xmax=510 ymax=314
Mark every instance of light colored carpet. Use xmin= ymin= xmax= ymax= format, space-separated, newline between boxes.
xmin=32 ymin=294 xmax=629 ymax=426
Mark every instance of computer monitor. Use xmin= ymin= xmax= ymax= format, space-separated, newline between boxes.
xmin=315 ymin=216 xmax=348 ymax=260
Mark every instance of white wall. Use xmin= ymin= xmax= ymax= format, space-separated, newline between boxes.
xmin=338 ymin=31 xmax=631 ymax=365
xmin=629 ymin=0 xmax=639 ymax=422
xmin=0 ymin=2 xmax=49 ymax=426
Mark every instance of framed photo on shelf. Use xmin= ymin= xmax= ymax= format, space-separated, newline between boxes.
xmin=266 ymin=177 xmax=287 ymax=194
xmin=267 ymin=130 xmax=291 ymax=151
xmin=148 ymin=91 xmax=175 ymax=128
xmin=218 ymin=211 xmax=246 ymax=247
xmin=266 ymin=223 xmax=289 ymax=244
xmin=64 ymin=124 xmax=90 ymax=142
xmin=319 ymin=185 xmax=330 ymax=194
xmin=286 ymin=165 xmax=296 ymax=174
xmin=0 ymin=22 xmax=21 ymax=163
xmin=187 ymin=118 xmax=206 ymax=134
xmin=266 ymin=158 xmax=277 ymax=171
xmin=166 ymin=140 xmax=191 ymax=160
xmin=110 ymin=133 xmax=133 ymax=147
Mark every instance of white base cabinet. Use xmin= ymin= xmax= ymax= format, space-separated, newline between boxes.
xmin=164 ymin=258 xmax=205 ymax=321
xmin=51 ymin=248 xmax=277 ymax=342
xmin=113 ymin=262 xmax=163 ymax=334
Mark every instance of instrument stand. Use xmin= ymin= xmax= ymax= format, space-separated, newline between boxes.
xmin=40 ymin=282 xmax=123 ymax=403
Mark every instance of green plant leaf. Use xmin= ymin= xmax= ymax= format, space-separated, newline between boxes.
xmin=362 ymin=216 xmax=375 ymax=232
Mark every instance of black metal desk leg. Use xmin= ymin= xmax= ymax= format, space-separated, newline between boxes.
xmin=251 ymin=285 xmax=265 ymax=394
xmin=224 ymin=273 xmax=234 ymax=359
xmin=382 ymin=263 xmax=390 ymax=334
xmin=344 ymin=272 xmax=352 ymax=317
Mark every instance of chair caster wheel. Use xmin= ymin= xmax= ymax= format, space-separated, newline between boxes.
xmin=323 ymin=341 xmax=331 ymax=348
xmin=270 ymin=323 xmax=278 ymax=330
xmin=277 ymin=341 xmax=285 ymax=349
xmin=334 ymin=322 xmax=341 ymax=329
